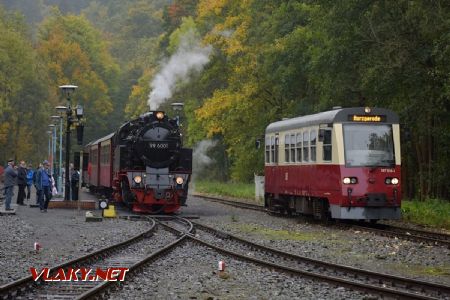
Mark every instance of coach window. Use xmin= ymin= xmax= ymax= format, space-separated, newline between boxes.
xmin=270 ymin=136 xmax=275 ymax=163
xmin=285 ymin=135 xmax=290 ymax=162
xmin=265 ymin=136 xmax=270 ymax=163
xmin=296 ymin=133 xmax=302 ymax=162
xmin=310 ymin=130 xmax=317 ymax=162
xmin=275 ymin=137 xmax=279 ymax=163
xmin=303 ymin=131 xmax=309 ymax=162
xmin=323 ymin=129 xmax=332 ymax=161
xmin=290 ymin=134 xmax=295 ymax=162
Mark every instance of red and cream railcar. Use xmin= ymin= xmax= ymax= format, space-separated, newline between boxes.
xmin=264 ymin=107 xmax=401 ymax=221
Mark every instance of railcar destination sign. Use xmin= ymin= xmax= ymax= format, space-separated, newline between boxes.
xmin=348 ymin=115 xmax=386 ymax=122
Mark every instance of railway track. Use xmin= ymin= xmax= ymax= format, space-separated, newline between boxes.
xmin=193 ymin=193 xmax=450 ymax=247
xmin=0 ymin=217 xmax=194 ymax=300
xmin=349 ymin=223 xmax=450 ymax=248
xmin=187 ymin=221 xmax=450 ymax=300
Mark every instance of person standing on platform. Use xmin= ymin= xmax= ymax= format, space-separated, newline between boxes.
xmin=36 ymin=160 xmax=51 ymax=212
xmin=16 ymin=161 xmax=27 ymax=206
xmin=71 ymin=168 xmax=80 ymax=200
xmin=26 ymin=164 xmax=34 ymax=201
xmin=4 ymin=159 xmax=17 ymax=211
xmin=33 ymin=163 xmax=43 ymax=205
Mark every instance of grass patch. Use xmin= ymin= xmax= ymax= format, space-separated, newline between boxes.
xmin=233 ymin=223 xmax=320 ymax=241
xmin=401 ymin=199 xmax=450 ymax=230
xmin=194 ymin=180 xmax=255 ymax=201
xmin=396 ymin=264 xmax=450 ymax=277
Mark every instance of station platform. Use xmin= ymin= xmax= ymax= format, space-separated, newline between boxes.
xmin=48 ymin=188 xmax=98 ymax=210
xmin=0 ymin=186 xmax=98 ymax=212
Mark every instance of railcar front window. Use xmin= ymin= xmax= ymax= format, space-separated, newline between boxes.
xmin=344 ymin=124 xmax=395 ymax=167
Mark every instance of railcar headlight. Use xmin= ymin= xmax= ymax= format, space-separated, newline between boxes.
xmin=364 ymin=107 xmax=371 ymax=114
xmin=156 ymin=111 xmax=165 ymax=120
xmin=133 ymin=175 xmax=142 ymax=184
xmin=391 ymin=178 xmax=399 ymax=185
xmin=385 ymin=178 xmax=391 ymax=184
xmin=176 ymin=177 xmax=184 ymax=185
xmin=343 ymin=177 xmax=357 ymax=184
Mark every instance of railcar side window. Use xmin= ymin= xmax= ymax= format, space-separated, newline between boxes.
xmin=290 ymin=134 xmax=296 ymax=162
xmin=275 ymin=137 xmax=279 ymax=163
xmin=303 ymin=131 xmax=309 ymax=162
xmin=285 ymin=135 xmax=290 ymax=162
xmin=296 ymin=133 xmax=302 ymax=162
xmin=323 ymin=129 xmax=332 ymax=161
xmin=310 ymin=130 xmax=317 ymax=162
xmin=270 ymin=136 xmax=275 ymax=163
xmin=265 ymin=136 xmax=270 ymax=163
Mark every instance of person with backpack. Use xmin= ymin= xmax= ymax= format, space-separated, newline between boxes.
xmin=26 ymin=164 xmax=34 ymax=201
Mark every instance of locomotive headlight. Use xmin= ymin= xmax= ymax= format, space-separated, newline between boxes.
xmin=391 ymin=178 xmax=399 ymax=185
xmin=156 ymin=111 xmax=165 ymax=120
xmin=176 ymin=176 xmax=184 ymax=185
xmin=133 ymin=175 xmax=142 ymax=184
xmin=99 ymin=199 xmax=108 ymax=209
xmin=385 ymin=178 xmax=391 ymax=184
xmin=343 ymin=177 xmax=351 ymax=184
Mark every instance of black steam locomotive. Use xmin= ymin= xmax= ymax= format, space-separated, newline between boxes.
xmin=83 ymin=111 xmax=192 ymax=213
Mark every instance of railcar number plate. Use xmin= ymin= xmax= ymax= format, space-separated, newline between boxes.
xmin=148 ymin=142 xmax=169 ymax=149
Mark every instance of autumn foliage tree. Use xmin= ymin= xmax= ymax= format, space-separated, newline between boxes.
xmin=37 ymin=9 xmax=119 ymax=142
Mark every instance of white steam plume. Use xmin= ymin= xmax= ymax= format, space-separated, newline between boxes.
xmin=191 ymin=139 xmax=217 ymax=194
xmin=148 ymin=30 xmax=212 ymax=110
xmin=193 ymin=139 xmax=217 ymax=178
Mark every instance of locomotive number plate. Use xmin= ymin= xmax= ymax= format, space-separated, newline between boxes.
xmin=148 ymin=142 xmax=169 ymax=149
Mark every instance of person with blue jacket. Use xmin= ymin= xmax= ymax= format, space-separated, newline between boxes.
xmin=26 ymin=164 xmax=34 ymax=201
xmin=35 ymin=160 xmax=51 ymax=212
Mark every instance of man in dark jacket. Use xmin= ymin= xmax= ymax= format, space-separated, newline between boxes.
xmin=4 ymin=159 xmax=17 ymax=211
xmin=35 ymin=160 xmax=51 ymax=212
xmin=16 ymin=160 xmax=27 ymax=206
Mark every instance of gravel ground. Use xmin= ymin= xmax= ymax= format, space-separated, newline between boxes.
xmin=109 ymin=242 xmax=374 ymax=300
xmin=1 ymin=188 xmax=448 ymax=299
xmin=0 ymin=188 xmax=151 ymax=286
xmin=182 ymin=196 xmax=450 ymax=286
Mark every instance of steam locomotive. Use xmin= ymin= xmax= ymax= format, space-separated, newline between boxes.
xmin=82 ymin=111 xmax=192 ymax=213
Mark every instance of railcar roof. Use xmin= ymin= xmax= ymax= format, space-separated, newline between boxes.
xmin=265 ymin=107 xmax=399 ymax=134
xmin=89 ymin=132 xmax=115 ymax=146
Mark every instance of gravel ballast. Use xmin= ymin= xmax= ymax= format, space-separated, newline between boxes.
xmin=0 ymin=192 xmax=151 ymax=286
xmin=109 ymin=242 xmax=373 ymax=300
xmin=183 ymin=196 xmax=450 ymax=286
xmin=1 ymin=190 xmax=448 ymax=299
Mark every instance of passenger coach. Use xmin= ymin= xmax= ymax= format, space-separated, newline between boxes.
xmin=264 ymin=107 xmax=401 ymax=221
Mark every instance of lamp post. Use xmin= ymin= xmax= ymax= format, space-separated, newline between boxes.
xmin=171 ymin=102 xmax=184 ymax=125
xmin=52 ymin=115 xmax=63 ymax=192
xmin=46 ymin=130 xmax=52 ymax=162
xmin=59 ymin=85 xmax=78 ymax=201
xmin=48 ymin=124 xmax=56 ymax=175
